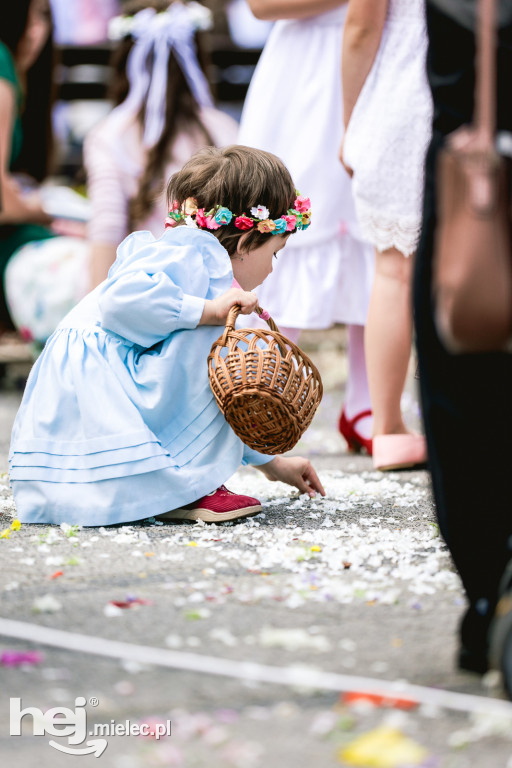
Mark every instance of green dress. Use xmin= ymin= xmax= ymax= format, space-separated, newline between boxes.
xmin=0 ymin=41 xmax=55 ymax=327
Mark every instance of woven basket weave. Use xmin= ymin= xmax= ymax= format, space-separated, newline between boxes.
xmin=208 ymin=305 xmax=323 ymax=454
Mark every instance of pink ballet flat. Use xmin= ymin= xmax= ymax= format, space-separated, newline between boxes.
xmin=372 ymin=434 xmax=427 ymax=471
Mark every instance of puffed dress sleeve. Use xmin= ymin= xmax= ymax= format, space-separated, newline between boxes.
xmin=97 ymin=230 xmax=210 ymax=348
xmin=242 ymin=444 xmax=274 ymax=466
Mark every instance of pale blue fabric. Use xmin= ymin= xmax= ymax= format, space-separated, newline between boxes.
xmin=9 ymin=227 xmax=272 ymax=526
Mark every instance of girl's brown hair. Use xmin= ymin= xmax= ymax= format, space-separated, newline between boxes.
xmin=166 ymin=145 xmax=297 ymax=255
xmin=109 ymin=0 xmax=214 ymax=227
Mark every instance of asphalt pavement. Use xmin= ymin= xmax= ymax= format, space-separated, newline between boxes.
xmin=0 ymin=332 xmax=511 ymax=768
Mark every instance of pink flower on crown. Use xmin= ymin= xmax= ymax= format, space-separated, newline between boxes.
xmin=283 ymin=214 xmax=297 ymax=231
xmin=257 ymin=219 xmax=276 ymax=233
xmin=294 ymin=195 xmax=311 ymax=213
xmin=234 ymin=214 xmax=253 ymax=230
xmin=165 ymin=216 xmax=178 ymax=228
xmin=196 ymin=208 xmax=207 ymax=227
xmin=170 ymin=199 xmax=180 ymax=211
xmin=206 ymin=215 xmax=221 ymax=230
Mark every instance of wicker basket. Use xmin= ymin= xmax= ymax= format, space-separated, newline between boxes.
xmin=208 ymin=305 xmax=323 ymax=454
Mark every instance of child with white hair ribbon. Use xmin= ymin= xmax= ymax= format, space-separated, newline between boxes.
xmin=9 ymin=145 xmax=325 ymax=527
xmin=5 ymin=0 xmax=238 ymax=344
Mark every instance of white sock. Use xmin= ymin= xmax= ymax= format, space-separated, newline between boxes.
xmin=279 ymin=327 xmax=301 ymax=345
xmin=345 ymin=324 xmax=373 ymax=439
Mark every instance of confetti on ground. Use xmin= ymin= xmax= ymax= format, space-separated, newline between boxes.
xmin=0 ymin=468 xmax=460 ymax=625
xmin=341 ymin=692 xmax=419 ymax=710
xmin=31 ymin=595 xmax=62 ymax=613
xmin=259 ymin=627 xmax=331 ymax=653
xmin=109 ymin=597 xmax=153 ymax=609
xmin=339 ymin=726 xmax=429 ymax=767
xmin=0 ymin=650 xmax=43 ymax=667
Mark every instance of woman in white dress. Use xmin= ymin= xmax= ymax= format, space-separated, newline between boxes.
xmin=341 ymin=0 xmax=432 ymax=470
xmin=238 ymin=0 xmax=376 ymax=456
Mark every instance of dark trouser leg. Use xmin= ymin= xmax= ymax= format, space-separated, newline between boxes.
xmin=413 ymin=135 xmax=512 ymax=667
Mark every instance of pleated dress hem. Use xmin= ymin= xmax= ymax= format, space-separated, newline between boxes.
xmin=10 ymin=448 xmax=243 ymax=527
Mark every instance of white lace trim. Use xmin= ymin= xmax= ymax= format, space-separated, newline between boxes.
xmin=356 ymin=207 xmax=421 ymax=257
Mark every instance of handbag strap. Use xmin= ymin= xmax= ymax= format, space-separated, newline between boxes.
xmin=476 ymin=0 xmax=497 ymax=140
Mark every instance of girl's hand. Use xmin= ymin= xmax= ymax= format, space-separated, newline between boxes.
xmin=257 ymin=455 xmax=326 ymax=498
xmin=200 ymin=288 xmax=259 ymax=326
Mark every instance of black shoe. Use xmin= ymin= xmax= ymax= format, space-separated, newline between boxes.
xmin=458 ymin=645 xmax=489 ymax=675
xmin=489 ymin=561 xmax=512 ymax=699
xmin=457 ymin=605 xmax=491 ymax=675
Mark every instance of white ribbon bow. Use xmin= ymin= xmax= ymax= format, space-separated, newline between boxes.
xmin=115 ymin=3 xmax=214 ymax=149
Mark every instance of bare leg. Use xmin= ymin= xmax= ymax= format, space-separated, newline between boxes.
xmin=365 ymin=247 xmax=413 ymax=437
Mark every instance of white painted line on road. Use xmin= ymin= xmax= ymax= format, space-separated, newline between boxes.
xmin=1 ymin=617 xmax=511 ymax=717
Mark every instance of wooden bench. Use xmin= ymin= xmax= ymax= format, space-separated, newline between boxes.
xmin=55 ymin=36 xmax=261 ymax=103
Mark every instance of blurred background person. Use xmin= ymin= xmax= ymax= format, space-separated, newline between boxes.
xmin=85 ymin=0 xmax=239 ymax=288
xmin=341 ymin=0 xmax=432 ymax=470
xmin=238 ymin=0 xmax=376 ymax=457
xmin=414 ymin=0 xmax=512 ymax=693
xmin=0 ymin=0 xmax=57 ymax=337
xmin=50 ymin=0 xmax=121 ymax=45
xmin=1 ymin=0 xmax=95 ymax=347
xmin=5 ymin=0 xmax=238 ymax=342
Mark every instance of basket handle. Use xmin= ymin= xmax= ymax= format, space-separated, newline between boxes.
xmin=225 ymin=304 xmax=280 ymax=333
xmin=220 ymin=304 xmax=280 ymax=346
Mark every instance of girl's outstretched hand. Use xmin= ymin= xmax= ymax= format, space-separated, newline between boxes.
xmin=200 ymin=288 xmax=259 ymax=326
xmin=257 ymin=455 xmax=326 ymax=498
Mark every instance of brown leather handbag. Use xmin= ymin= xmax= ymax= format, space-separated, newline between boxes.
xmin=433 ymin=0 xmax=512 ymax=353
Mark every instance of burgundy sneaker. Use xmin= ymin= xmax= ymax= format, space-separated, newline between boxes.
xmin=159 ymin=485 xmax=262 ymax=523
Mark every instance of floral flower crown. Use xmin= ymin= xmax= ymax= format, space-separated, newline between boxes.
xmin=165 ymin=194 xmax=311 ymax=234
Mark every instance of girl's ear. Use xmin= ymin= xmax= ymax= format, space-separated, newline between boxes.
xmin=236 ymin=232 xmax=251 ymax=255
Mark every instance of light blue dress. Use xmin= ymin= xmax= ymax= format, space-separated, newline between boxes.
xmin=9 ymin=227 xmax=272 ymax=526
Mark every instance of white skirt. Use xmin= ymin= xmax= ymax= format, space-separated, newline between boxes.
xmin=5 ymin=237 xmax=90 ymax=344
xmin=343 ymin=0 xmax=433 ymax=257
xmin=238 ymin=8 xmax=374 ymax=328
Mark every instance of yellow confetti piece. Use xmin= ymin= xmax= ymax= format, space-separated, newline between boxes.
xmin=0 ymin=529 xmax=11 ymax=539
xmin=392 ymin=637 xmax=403 ymax=648
xmin=339 ymin=726 xmax=428 ymax=767
xmin=310 ymin=545 xmax=322 ymax=552
xmin=10 ymin=520 xmax=21 ymax=531
xmin=144 ymin=552 xmax=155 ymax=557
xmin=138 ymin=573 xmax=147 ymax=578
xmin=186 ymin=541 xmax=198 ymax=547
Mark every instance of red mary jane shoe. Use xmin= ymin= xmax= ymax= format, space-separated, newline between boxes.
xmin=338 ymin=408 xmax=373 ymax=456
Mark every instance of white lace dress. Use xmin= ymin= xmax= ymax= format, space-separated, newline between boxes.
xmin=238 ymin=7 xmax=374 ymax=329
xmin=343 ymin=0 xmax=433 ymax=257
